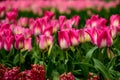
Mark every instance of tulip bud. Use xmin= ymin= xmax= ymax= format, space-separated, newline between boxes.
xmin=33 ymin=20 xmax=42 ymax=36
xmin=97 ymin=28 xmax=113 ymax=48
xmin=15 ymin=34 xmax=24 ymax=49
xmin=68 ymin=29 xmax=79 ymax=46
xmin=39 ymin=35 xmax=53 ymax=50
xmin=4 ymin=36 xmax=14 ymax=51
xmin=58 ymin=30 xmax=70 ymax=49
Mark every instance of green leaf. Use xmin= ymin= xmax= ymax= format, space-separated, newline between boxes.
xmin=93 ymin=58 xmax=114 ymax=80
xmin=83 ymin=46 xmax=98 ymax=63
xmin=13 ymin=54 xmax=19 ymax=65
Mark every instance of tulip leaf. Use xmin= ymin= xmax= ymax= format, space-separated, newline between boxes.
xmin=83 ymin=46 xmax=98 ymax=63
xmin=13 ymin=54 xmax=19 ymax=65
xmin=93 ymin=58 xmax=114 ymax=80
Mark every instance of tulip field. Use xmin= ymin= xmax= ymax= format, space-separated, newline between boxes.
xmin=0 ymin=0 xmax=120 ymax=80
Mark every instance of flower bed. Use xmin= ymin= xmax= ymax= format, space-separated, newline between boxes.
xmin=0 ymin=1 xmax=120 ymax=80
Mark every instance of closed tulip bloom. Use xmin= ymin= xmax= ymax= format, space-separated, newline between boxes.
xmin=84 ymin=28 xmax=91 ymax=42
xmin=24 ymin=28 xmax=33 ymax=39
xmin=78 ymin=29 xmax=85 ymax=43
xmin=15 ymin=34 xmax=24 ymax=49
xmin=59 ymin=16 xmax=66 ymax=27
xmin=85 ymin=28 xmax=98 ymax=44
xmin=97 ymin=28 xmax=113 ymax=48
xmin=71 ymin=15 xmax=80 ymax=27
xmin=50 ymin=20 xmax=59 ymax=33
xmin=18 ymin=17 xmax=28 ymax=27
xmin=85 ymin=15 xmax=99 ymax=28
xmin=58 ymin=30 xmax=70 ymax=49
xmin=44 ymin=11 xmax=54 ymax=19
xmin=4 ymin=36 xmax=14 ymax=51
xmin=39 ymin=35 xmax=53 ymax=50
xmin=68 ymin=29 xmax=79 ymax=46
xmin=13 ymin=26 xmax=24 ymax=35
xmin=33 ymin=20 xmax=42 ymax=36
xmin=23 ymin=38 xmax=32 ymax=51
xmin=43 ymin=25 xmax=53 ymax=36
xmin=6 ymin=11 xmax=17 ymax=23
xmin=110 ymin=14 xmax=120 ymax=27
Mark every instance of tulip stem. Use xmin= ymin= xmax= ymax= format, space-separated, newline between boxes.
xmin=48 ymin=45 xmax=52 ymax=56
xmin=19 ymin=50 xmax=21 ymax=68
xmin=66 ymin=51 xmax=68 ymax=60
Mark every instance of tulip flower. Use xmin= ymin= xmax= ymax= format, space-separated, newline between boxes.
xmin=18 ymin=17 xmax=28 ymax=27
xmin=24 ymin=28 xmax=33 ymax=39
xmin=13 ymin=26 xmax=24 ymax=35
xmin=22 ymin=38 xmax=32 ymax=51
xmin=6 ymin=11 xmax=17 ymax=23
xmin=68 ymin=29 xmax=79 ymax=46
xmin=44 ymin=11 xmax=54 ymax=19
xmin=97 ymin=28 xmax=113 ymax=48
xmin=59 ymin=15 xmax=66 ymax=27
xmin=3 ymin=29 xmax=12 ymax=37
xmin=15 ymin=34 xmax=24 ymax=49
xmin=77 ymin=29 xmax=85 ymax=43
xmin=85 ymin=28 xmax=98 ymax=44
xmin=29 ymin=18 xmax=35 ymax=30
xmin=33 ymin=20 xmax=42 ymax=36
xmin=71 ymin=15 xmax=80 ymax=27
xmin=58 ymin=30 xmax=70 ymax=49
xmin=4 ymin=36 xmax=14 ymax=51
xmin=110 ymin=14 xmax=120 ymax=27
xmin=43 ymin=25 xmax=53 ymax=36
xmin=85 ymin=15 xmax=99 ymax=28
xmin=0 ymin=6 xmax=5 ymax=18
xmin=50 ymin=20 xmax=59 ymax=33
xmin=39 ymin=35 xmax=53 ymax=50
xmin=84 ymin=28 xmax=91 ymax=42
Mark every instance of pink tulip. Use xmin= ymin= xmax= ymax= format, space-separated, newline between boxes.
xmin=13 ymin=26 xmax=24 ymax=35
xmin=85 ymin=28 xmax=98 ymax=44
xmin=97 ymin=28 xmax=113 ymax=48
xmin=44 ymin=11 xmax=54 ymax=19
xmin=18 ymin=17 xmax=28 ymax=27
xmin=6 ymin=11 xmax=17 ymax=23
xmin=84 ymin=28 xmax=91 ymax=42
xmin=71 ymin=15 xmax=80 ymax=27
xmin=59 ymin=15 xmax=66 ymax=27
xmin=43 ymin=25 xmax=53 ymax=36
xmin=110 ymin=15 xmax=120 ymax=34
xmin=68 ymin=29 xmax=79 ymax=46
xmin=4 ymin=36 xmax=14 ymax=51
xmin=50 ymin=20 xmax=59 ymax=33
xmin=15 ymin=34 xmax=24 ymax=49
xmin=29 ymin=18 xmax=35 ymax=30
xmin=24 ymin=28 xmax=33 ymax=39
xmin=110 ymin=14 xmax=120 ymax=27
xmin=58 ymin=30 xmax=70 ymax=49
xmin=39 ymin=35 xmax=53 ymax=50
xmin=85 ymin=15 xmax=99 ymax=28
xmin=0 ymin=6 xmax=5 ymax=18
xmin=23 ymin=38 xmax=32 ymax=51
xmin=78 ymin=29 xmax=85 ymax=43
xmin=32 ymin=20 xmax=42 ymax=36
xmin=3 ymin=29 xmax=12 ymax=37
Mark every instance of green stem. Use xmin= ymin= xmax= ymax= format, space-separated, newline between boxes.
xmin=48 ymin=45 xmax=52 ymax=56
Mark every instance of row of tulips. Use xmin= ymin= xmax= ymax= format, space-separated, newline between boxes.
xmin=0 ymin=9 xmax=120 ymax=80
xmin=0 ymin=0 xmax=119 ymax=15
xmin=0 ymin=9 xmax=120 ymax=51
